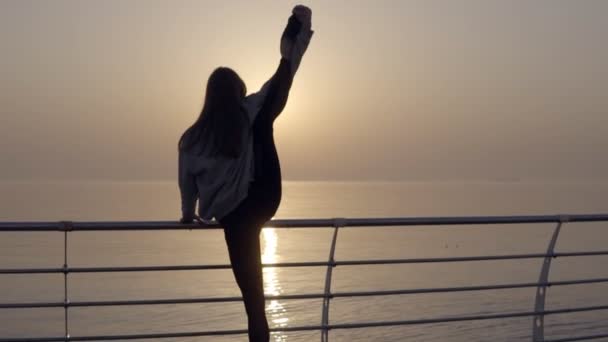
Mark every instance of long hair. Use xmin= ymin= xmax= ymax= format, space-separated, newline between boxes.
xmin=178 ymin=67 xmax=247 ymax=158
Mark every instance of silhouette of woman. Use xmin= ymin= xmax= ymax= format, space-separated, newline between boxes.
xmin=178 ymin=6 xmax=313 ymax=342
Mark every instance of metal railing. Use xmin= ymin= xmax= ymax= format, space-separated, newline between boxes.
xmin=1 ymin=214 xmax=608 ymax=342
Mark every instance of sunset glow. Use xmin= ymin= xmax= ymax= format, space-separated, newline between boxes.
xmin=1 ymin=1 xmax=607 ymax=182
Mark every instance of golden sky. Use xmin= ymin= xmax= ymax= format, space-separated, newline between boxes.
xmin=1 ymin=0 xmax=607 ymax=181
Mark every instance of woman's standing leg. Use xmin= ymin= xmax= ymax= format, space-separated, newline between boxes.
xmin=222 ymin=215 xmax=269 ymax=342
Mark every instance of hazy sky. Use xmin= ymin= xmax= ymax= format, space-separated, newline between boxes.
xmin=1 ymin=0 xmax=607 ymax=181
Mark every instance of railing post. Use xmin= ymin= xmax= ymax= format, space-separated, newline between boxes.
xmin=320 ymin=218 xmax=344 ymax=342
xmin=532 ymin=216 xmax=567 ymax=341
xmin=60 ymin=221 xmax=72 ymax=342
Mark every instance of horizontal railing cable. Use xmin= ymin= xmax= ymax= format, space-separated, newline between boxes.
xmin=1 ymin=304 xmax=607 ymax=342
xmin=2 ymin=214 xmax=608 ymax=231
xmin=2 ymin=250 xmax=608 ymax=275
xmin=3 ymin=277 xmax=608 ymax=310
xmin=326 ymin=304 xmax=608 ymax=330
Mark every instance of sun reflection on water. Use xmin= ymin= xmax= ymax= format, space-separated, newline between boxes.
xmin=262 ymin=227 xmax=289 ymax=341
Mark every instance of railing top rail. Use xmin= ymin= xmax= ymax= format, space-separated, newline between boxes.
xmin=1 ymin=214 xmax=608 ymax=231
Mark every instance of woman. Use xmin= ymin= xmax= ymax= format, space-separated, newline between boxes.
xmin=178 ymin=6 xmax=313 ymax=342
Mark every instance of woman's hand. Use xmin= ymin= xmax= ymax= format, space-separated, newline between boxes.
xmin=179 ymin=214 xmax=200 ymax=224
xmin=280 ymin=37 xmax=294 ymax=60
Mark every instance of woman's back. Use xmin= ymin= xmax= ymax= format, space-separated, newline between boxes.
xmin=178 ymin=90 xmax=267 ymax=221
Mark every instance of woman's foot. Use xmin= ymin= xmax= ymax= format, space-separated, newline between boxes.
xmin=248 ymin=316 xmax=270 ymax=342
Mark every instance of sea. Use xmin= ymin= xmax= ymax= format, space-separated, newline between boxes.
xmin=1 ymin=180 xmax=607 ymax=341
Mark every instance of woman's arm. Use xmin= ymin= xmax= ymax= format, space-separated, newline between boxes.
xmin=178 ymin=152 xmax=198 ymax=223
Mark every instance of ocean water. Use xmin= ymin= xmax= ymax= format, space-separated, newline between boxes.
xmin=1 ymin=181 xmax=608 ymax=341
